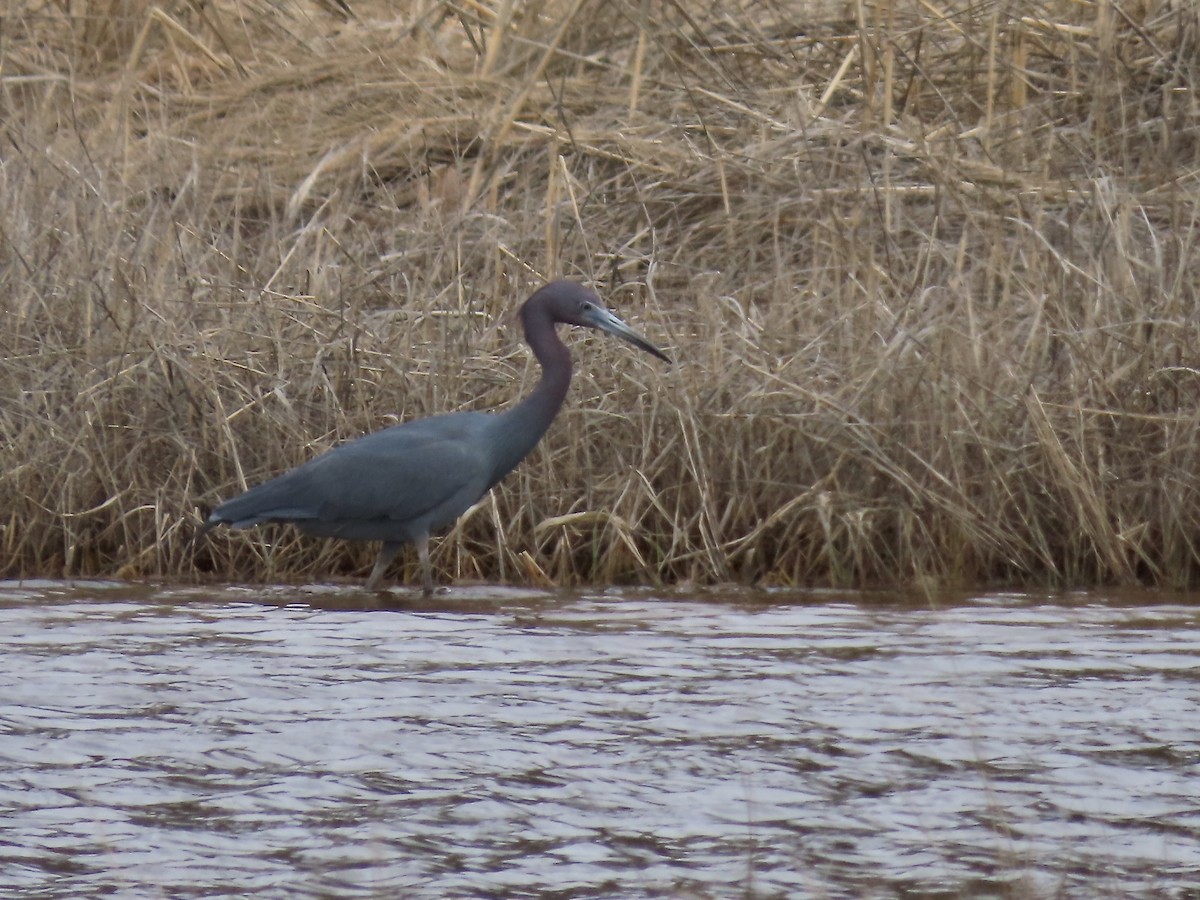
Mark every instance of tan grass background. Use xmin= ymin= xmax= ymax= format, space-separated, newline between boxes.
xmin=2 ymin=0 xmax=1200 ymax=589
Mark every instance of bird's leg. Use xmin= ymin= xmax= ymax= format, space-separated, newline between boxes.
xmin=366 ymin=541 xmax=402 ymax=591
xmin=416 ymin=534 xmax=434 ymax=597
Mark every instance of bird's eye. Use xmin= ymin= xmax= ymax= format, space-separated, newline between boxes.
xmin=581 ymin=301 xmax=593 ymax=312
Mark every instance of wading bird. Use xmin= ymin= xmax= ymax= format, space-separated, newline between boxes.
xmin=198 ymin=280 xmax=669 ymax=594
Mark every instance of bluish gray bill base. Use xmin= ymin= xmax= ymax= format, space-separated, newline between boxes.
xmin=196 ymin=281 xmax=670 ymax=595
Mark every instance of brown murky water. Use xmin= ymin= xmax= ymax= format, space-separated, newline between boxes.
xmin=1 ymin=580 xmax=1198 ymax=898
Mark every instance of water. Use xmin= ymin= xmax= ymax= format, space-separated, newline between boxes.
xmin=1 ymin=581 xmax=1198 ymax=898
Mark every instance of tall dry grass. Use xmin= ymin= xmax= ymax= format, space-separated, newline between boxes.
xmin=2 ymin=0 xmax=1200 ymax=589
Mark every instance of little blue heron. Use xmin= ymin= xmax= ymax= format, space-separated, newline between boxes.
xmin=198 ymin=280 xmax=669 ymax=594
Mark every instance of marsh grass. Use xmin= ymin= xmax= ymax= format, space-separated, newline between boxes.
xmin=3 ymin=0 xmax=1200 ymax=589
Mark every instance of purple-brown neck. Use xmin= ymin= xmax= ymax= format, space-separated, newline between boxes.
xmin=485 ymin=290 xmax=573 ymax=486
xmin=518 ymin=291 xmax=573 ymax=429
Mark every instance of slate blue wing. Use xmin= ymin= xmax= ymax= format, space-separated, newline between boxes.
xmin=206 ymin=411 xmax=496 ymax=543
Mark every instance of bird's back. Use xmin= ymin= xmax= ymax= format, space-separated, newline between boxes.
xmin=206 ymin=410 xmax=501 ymax=543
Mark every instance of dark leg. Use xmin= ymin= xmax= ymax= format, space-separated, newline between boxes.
xmin=366 ymin=541 xmax=402 ymax=591
xmin=416 ymin=534 xmax=434 ymax=596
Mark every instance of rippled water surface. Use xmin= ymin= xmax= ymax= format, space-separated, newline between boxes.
xmin=2 ymin=581 xmax=1199 ymax=898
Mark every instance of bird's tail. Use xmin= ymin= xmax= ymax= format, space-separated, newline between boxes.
xmin=189 ymin=513 xmax=221 ymax=552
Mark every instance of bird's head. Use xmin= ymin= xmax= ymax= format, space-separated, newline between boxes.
xmin=534 ymin=280 xmax=670 ymax=363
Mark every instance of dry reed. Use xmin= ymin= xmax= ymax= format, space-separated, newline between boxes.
xmin=2 ymin=0 xmax=1200 ymax=590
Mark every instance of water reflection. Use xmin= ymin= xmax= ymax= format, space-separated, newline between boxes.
xmin=1 ymin=581 xmax=1198 ymax=897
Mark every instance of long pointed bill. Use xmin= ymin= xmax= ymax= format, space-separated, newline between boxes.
xmin=583 ymin=306 xmax=671 ymax=363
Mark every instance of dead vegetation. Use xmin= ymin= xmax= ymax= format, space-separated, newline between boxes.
xmin=3 ymin=0 xmax=1200 ymax=589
